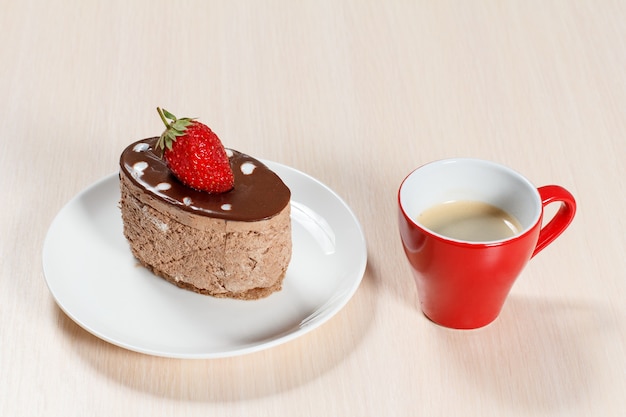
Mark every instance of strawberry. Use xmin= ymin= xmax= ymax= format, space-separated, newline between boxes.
xmin=155 ymin=107 xmax=234 ymax=193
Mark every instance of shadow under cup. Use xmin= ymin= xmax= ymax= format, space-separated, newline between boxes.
xmin=398 ymin=159 xmax=575 ymax=329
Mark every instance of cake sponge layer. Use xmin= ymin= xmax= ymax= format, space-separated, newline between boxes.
xmin=119 ymin=173 xmax=292 ymax=300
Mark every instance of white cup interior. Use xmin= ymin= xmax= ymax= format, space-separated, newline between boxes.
xmin=399 ymin=158 xmax=541 ymax=242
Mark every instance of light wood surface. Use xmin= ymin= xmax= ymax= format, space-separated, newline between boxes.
xmin=2 ymin=1 xmax=625 ymax=415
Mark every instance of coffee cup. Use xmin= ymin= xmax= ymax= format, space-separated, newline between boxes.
xmin=398 ymin=158 xmax=576 ymax=329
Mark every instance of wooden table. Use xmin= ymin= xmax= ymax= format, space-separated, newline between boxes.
xmin=2 ymin=1 xmax=625 ymax=415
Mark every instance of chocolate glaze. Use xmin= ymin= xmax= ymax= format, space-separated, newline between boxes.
xmin=119 ymin=137 xmax=290 ymax=221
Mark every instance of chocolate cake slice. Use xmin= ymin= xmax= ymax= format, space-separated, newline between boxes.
xmin=119 ymin=137 xmax=292 ymax=300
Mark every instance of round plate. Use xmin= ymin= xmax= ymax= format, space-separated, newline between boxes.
xmin=42 ymin=161 xmax=367 ymax=359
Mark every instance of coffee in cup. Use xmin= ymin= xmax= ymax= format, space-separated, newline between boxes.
xmin=417 ymin=200 xmax=523 ymax=242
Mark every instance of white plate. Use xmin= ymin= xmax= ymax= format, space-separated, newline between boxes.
xmin=42 ymin=162 xmax=367 ymax=359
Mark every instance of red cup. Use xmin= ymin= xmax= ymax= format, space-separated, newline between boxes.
xmin=398 ymin=159 xmax=576 ymax=329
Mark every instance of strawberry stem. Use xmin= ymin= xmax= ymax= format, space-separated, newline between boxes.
xmin=155 ymin=107 xmax=194 ymax=153
xmin=157 ymin=107 xmax=170 ymax=128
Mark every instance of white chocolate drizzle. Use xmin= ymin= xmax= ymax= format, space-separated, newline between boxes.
xmin=241 ymin=162 xmax=256 ymax=175
xmin=155 ymin=182 xmax=171 ymax=191
xmin=131 ymin=161 xmax=148 ymax=178
xmin=133 ymin=142 xmax=149 ymax=152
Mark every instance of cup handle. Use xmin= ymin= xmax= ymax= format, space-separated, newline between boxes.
xmin=532 ymin=185 xmax=577 ymax=258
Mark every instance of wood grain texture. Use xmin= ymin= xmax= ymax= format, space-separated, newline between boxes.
xmin=1 ymin=0 xmax=625 ymax=416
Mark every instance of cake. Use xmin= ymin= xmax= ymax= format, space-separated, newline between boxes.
xmin=119 ymin=136 xmax=292 ymax=300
